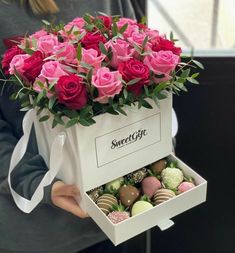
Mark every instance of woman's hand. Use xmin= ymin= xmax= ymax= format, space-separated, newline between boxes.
xmin=51 ymin=181 xmax=88 ymax=218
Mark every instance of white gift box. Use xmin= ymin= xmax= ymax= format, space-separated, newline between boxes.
xmin=33 ymin=94 xmax=172 ymax=210
xmin=8 ymin=93 xmax=207 ymax=245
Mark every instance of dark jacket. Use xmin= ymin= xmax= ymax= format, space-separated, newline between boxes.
xmin=0 ymin=1 xmax=137 ymax=252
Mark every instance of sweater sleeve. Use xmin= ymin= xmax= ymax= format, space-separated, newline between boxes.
xmin=0 ymin=90 xmax=58 ymax=208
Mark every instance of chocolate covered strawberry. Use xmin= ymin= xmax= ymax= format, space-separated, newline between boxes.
xmin=97 ymin=193 xmax=118 ymax=215
xmin=107 ymin=204 xmax=130 ymax=224
xmin=119 ymin=184 xmax=140 ymax=207
xmin=141 ymin=176 xmax=161 ymax=198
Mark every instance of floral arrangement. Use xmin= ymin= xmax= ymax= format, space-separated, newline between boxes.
xmin=1 ymin=14 xmax=203 ymax=127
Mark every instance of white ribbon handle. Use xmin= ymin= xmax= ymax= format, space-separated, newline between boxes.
xmin=8 ymin=109 xmax=66 ymax=213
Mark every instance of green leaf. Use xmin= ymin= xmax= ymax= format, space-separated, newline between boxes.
xmin=80 ymin=105 xmax=93 ymax=117
xmin=52 ymin=118 xmax=58 ymax=128
xmin=39 ymin=115 xmax=50 ymax=122
xmin=187 ymin=77 xmax=199 ymax=84
xmin=126 ymin=78 xmax=141 ymax=86
xmin=107 ymin=107 xmax=119 ymax=115
xmin=152 ymin=95 xmax=160 ymax=108
xmin=156 ymin=92 xmax=168 ymax=100
xmin=48 ymin=96 xmax=57 ymax=110
xmin=133 ymin=43 xmax=141 ymax=54
xmin=76 ymin=31 xmax=86 ymax=41
xmin=36 ymin=91 xmax=45 ymax=103
xmin=191 ymin=72 xmax=200 ymax=79
xmin=154 ymin=82 xmax=168 ymax=94
xmin=175 ymin=82 xmax=188 ymax=92
xmin=116 ymin=106 xmax=127 ymax=116
xmin=119 ymin=23 xmax=128 ymax=34
xmin=66 ymin=118 xmax=79 ymax=128
xmin=79 ymin=118 xmax=91 ymax=126
xmin=112 ymin=22 xmax=118 ymax=36
xmin=144 ymin=85 xmax=149 ymax=96
xmin=180 ymin=68 xmax=191 ymax=78
xmin=54 ymin=114 xmax=65 ymax=125
xmin=123 ymin=89 xmax=128 ymax=100
xmin=141 ymin=35 xmax=149 ymax=50
xmin=99 ymin=42 xmax=107 ymax=55
xmin=192 ymin=60 xmax=204 ymax=69
xmin=77 ymin=43 xmax=82 ymax=61
xmin=142 ymin=99 xmax=153 ymax=109
xmin=63 ymin=109 xmax=79 ymax=118
xmin=42 ymin=19 xmax=51 ymax=26
xmin=83 ymin=14 xmax=92 ymax=24
xmin=80 ymin=62 xmax=92 ymax=69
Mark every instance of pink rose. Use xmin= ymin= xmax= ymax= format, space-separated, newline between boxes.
xmin=144 ymin=50 xmax=179 ymax=75
xmin=70 ymin=17 xmax=85 ymax=29
xmin=145 ymin=29 xmax=160 ymax=42
xmin=127 ymin=32 xmax=152 ymax=54
xmin=9 ymin=54 xmax=30 ymax=75
xmin=37 ymin=34 xmax=59 ymax=55
xmin=122 ymin=25 xmax=139 ymax=39
xmin=116 ymin=18 xmax=139 ymax=39
xmin=53 ymin=42 xmax=76 ymax=63
xmin=30 ymin=29 xmax=48 ymax=40
xmin=117 ymin=18 xmax=137 ymax=27
xmin=105 ymin=39 xmax=134 ymax=68
xmin=39 ymin=61 xmax=68 ymax=82
xmin=78 ymin=48 xmax=105 ymax=73
xmin=33 ymin=77 xmax=53 ymax=98
xmin=92 ymin=67 xmax=123 ymax=103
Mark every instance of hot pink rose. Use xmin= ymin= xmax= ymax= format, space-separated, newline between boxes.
xmin=152 ymin=36 xmax=182 ymax=56
xmin=9 ymin=54 xmax=30 ymax=75
xmin=118 ymin=59 xmax=150 ymax=96
xmin=128 ymin=32 xmax=152 ymax=54
xmin=22 ymin=51 xmax=44 ymax=82
xmin=30 ymin=29 xmax=48 ymax=40
xmin=70 ymin=17 xmax=85 ymax=29
xmin=96 ymin=16 xmax=112 ymax=29
xmin=145 ymin=29 xmax=160 ymax=42
xmin=55 ymin=75 xmax=87 ymax=110
xmin=117 ymin=18 xmax=137 ymax=27
xmin=81 ymin=32 xmax=107 ymax=53
xmin=1 ymin=46 xmax=25 ymax=74
xmin=78 ymin=48 xmax=105 ymax=73
xmin=105 ymin=39 xmax=134 ymax=68
xmin=37 ymin=34 xmax=59 ymax=55
xmin=40 ymin=61 xmax=68 ymax=82
xmin=122 ymin=25 xmax=139 ymax=39
xmin=92 ymin=67 xmax=123 ymax=103
xmin=144 ymin=50 xmax=179 ymax=75
xmin=53 ymin=42 xmax=76 ymax=63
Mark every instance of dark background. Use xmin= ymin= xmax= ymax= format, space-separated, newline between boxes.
xmin=120 ymin=57 xmax=235 ymax=253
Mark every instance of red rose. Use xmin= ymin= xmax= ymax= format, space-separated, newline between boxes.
xmin=81 ymin=32 xmax=107 ymax=53
xmin=152 ymin=37 xmax=182 ymax=56
xmin=55 ymin=75 xmax=87 ymax=110
xmin=97 ymin=16 xmax=112 ymax=29
xmin=22 ymin=51 xmax=44 ymax=82
xmin=118 ymin=59 xmax=150 ymax=96
xmin=1 ymin=46 xmax=24 ymax=75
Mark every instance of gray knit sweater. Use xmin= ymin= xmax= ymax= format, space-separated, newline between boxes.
xmin=0 ymin=1 xmax=136 ymax=252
